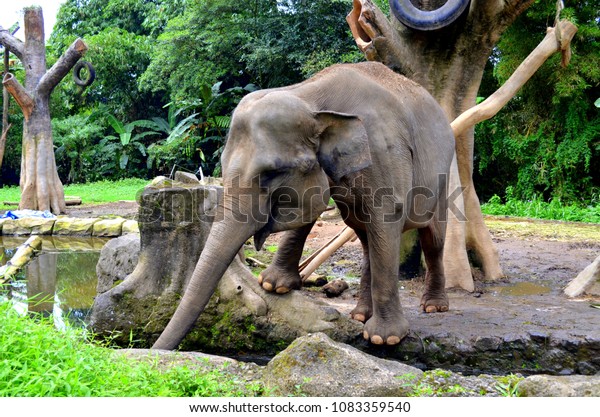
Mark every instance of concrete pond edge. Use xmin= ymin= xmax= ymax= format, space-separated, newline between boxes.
xmin=0 ymin=216 xmax=139 ymax=237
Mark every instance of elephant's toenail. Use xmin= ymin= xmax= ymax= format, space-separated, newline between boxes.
xmin=353 ymin=314 xmax=366 ymax=323
xmin=387 ymin=336 xmax=401 ymax=345
xmin=262 ymin=282 xmax=273 ymax=292
xmin=371 ymin=335 xmax=384 ymax=345
xmin=276 ymin=286 xmax=290 ymax=294
xmin=425 ymin=305 xmax=438 ymax=313
xmin=258 ymin=274 xmax=263 ymax=284
xmin=363 ymin=330 xmax=369 ymax=340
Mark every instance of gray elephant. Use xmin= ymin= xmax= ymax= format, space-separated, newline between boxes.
xmin=152 ymin=62 xmax=455 ymax=350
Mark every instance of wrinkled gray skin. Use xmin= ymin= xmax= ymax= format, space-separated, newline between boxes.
xmin=152 ymin=62 xmax=455 ymax=350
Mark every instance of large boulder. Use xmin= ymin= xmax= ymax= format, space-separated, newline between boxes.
xmin=517 ymin=375 xmax=600 ymax=397
xmin=263 ymin=332 xmax=422 ymax=396
xmin=96 ymin=233 xmax=141 ymax=294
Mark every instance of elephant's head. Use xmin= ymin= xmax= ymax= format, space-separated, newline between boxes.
xmin=389 ymin=0 xmax=470 ymax=31
xmin=152 ymin=91 xmax=371 ymax=350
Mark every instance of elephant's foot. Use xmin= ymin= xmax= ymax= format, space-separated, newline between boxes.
xmin=350 ymin=302 xmax=372 ymax=323
xmin=420 ymin=292 xmax=449 ymax=313
xmin=258 ymin=264 xmax=302 ymax=294
xmin=362 ymin=315 xmax=409 ymax=345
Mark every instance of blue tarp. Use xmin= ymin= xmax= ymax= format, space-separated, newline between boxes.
xmin=0 ymin=210 xmax=57 ymax=220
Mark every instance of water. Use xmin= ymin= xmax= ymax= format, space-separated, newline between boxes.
xmin=0 ymin=236 xmax=108 ymax=329
xmin=489 ymin=281 xmax=552 ymax=296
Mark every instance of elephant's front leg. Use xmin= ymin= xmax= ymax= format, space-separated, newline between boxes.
xmin=350 ymin=228 xmax=372 ymax=323
xmin=258 ymin=222 xmax=315 ymax=294
xmin=362 ymin=225 xmax=409 ymax=345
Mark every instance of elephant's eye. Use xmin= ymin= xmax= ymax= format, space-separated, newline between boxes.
xmin=259 ymin=169 xmax=285 ymax=188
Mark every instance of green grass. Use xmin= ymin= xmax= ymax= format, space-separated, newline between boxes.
xmin=0 ymin=300 xmax=262 ymax=397
xmin=481 ymin=194 xmax=600 ymax=224
xmin=0 ymin=178 xmax=149 ymax=211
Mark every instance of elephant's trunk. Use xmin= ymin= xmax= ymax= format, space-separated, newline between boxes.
xmin=151 ymin=207 xmax=256 ymax=350
xmin=389 ymin=0 xmax=470 ymax=31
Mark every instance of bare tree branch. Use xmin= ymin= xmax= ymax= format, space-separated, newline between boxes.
xmin=38 ymin=38 xmax=88 ymax=96
xmin=0 ymin=27 xmax=25 ymax=60
xmin=2 ymin=73 xmax=34 ymax=121
xmin=451 ymin=20 xmax=578 ymax=138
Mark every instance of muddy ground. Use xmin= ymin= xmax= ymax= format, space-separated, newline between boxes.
xmin=67 ymin=201 xmax=600 ymax=374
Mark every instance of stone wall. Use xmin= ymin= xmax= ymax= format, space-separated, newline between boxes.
xmin=0 ymin=216 xmax=139 ymax=237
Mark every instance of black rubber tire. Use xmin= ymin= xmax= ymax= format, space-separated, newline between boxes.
xmin=389 ymin=0 xmax=470 ymax=31
xmin=73 ymin=61 xmax=96 ymax=87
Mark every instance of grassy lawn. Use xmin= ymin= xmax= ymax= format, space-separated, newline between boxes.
xmin=0 ymin=301 xmax=262 ymax=397
xmin=0 ymin=178 xmax=149 ymax=211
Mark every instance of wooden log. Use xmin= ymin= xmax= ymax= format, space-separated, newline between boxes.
xmin=299 ymin=226 xmax=357 ymax=281
xmin=0 ymin=235 xmax=42 ymax=283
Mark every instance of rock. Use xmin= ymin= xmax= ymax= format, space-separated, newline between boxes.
xmin=53 ymin=217 xmax=98 ymax=236
xmin=92 ymin=218 xmax=126 ymax=237
xmin=517 ymin=375 xmax=600 ymax=397
xmin=121 ymin=220 xmax=139 ymax=234
xmin=564 ymin=255 xmax=600 ymax=297
xmin=117 ymin=349 xmax=264 ymax=395
xmin=174 ymin=171 xmax=200 ymax=184
xmin=303 ymin=273 xmax=328 ymax=287
xmin=0 ymin=218 xmax=56 ymax=235
xmin=264 ymin=333 xmax=422 ymax=396
xmin=322 ymin=279 xmax=349 ymax=297
xmin=149 ymin=176 xmax=172 ymax=188
xmin=96 ymin=233 xmax=141 ymax=294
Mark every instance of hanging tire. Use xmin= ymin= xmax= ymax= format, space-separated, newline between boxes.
xmin=73 ymin=61 xmax=96 ymax=87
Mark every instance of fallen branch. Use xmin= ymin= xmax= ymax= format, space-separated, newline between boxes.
xmin=451 ymin=20 xmax=577 ymax=138
xmin=299 ymin=226 xmax=357 ymax=281
xmin=0 ymin=235 xmax=42 ymax=284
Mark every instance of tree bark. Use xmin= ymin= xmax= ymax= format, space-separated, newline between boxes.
xmin=347 ymin=0 xmax=538 ymax=287
xmin=0 ymin=7 xmax=89 ymax=214
xmin=1 ymin=25 xmax=19 ymax=171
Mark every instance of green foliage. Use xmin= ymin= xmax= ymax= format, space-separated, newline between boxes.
xmin=146 ymin=82 xmax=250 ymax=176
xmin=475 ymin=1 xmax=600 ymax=204
xmin=52 ymin=114 xmax=105 ymax=183
xmin=0 ymin=300 xmax=262 ymax=396
xmin=0 ymin=178 xmax=148 ymax=210
xmin=481 ymin=187 xmax=600 ymax=223
xmin=140 ymin=0 xmax=361 ymax=98
xmin=494 ymin=374 xmax=523 ymax=397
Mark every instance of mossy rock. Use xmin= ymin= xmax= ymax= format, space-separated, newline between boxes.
xmin=122 ymin=220 xmax=139 ymax=234
xmin=1 ymin=218 xmax=56 ymax=235
xmin=53 ymin=217 xmax=98 ymax=236
xmin=92 ymin=218 xmax=126 ymax=237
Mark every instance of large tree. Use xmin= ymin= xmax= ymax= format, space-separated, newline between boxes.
xmin=0 ymin=7 xmax=89 ymax=213
xmin=345 ymin=0 xmax=564 ymax=288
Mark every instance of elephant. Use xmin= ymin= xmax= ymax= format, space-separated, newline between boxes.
xmin=152 ymin=61 xmax=456 ymax=350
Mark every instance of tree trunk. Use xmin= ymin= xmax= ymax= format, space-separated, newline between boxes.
xmin=0 ymin=7 xmax=89 ymax=214
xmin=347 ymin=0 xmax=536 ymax=286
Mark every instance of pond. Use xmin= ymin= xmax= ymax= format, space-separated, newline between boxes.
xmin=0 ymin=236 xmax=108 ymax=329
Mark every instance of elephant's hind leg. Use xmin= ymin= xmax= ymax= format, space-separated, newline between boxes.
xmin=418 ymin=223 xmax=449 ymax=313
xmin=258 ymin=222 xmax=315 ymax=294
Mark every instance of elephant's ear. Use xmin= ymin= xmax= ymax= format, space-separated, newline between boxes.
xmin=315 ymin=111 xmax=372 ymax=182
